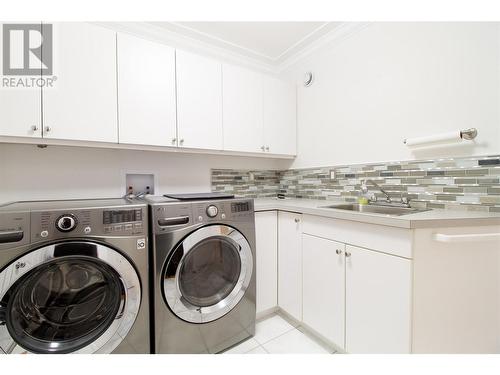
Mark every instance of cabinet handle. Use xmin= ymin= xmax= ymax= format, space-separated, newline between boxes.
xmin=44 ymin=126 xmax=51 ymax=133
xmin=294 ymin=218 xmax=300 ymax=223
xmin=265 ymin=146 xmax=269 ymax=152
xmin=433 ymin=233 xmax=500 ymax=243
xmin=335 ymin=249 xmax=343 ymax=255
xmin=345 ymin=252 xmax=351 ymax=258
xmin=171 ymin=138 xmax=177 ymax=145
xmin=179 ymin=139 xmax=184 ymax=145
xmin=31 ymin=125 xmax=39 ymax=132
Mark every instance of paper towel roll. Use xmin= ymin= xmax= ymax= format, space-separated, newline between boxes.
xmin=404 ymin=131 xmax=462 ymax=146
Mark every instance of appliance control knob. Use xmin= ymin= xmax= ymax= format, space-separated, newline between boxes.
xmin=56 ymin=214 xmax=77 ymax=232
xmin=206 ymin=205 xmax=218 ymax=218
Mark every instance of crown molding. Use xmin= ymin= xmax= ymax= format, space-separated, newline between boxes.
xmin=94 ymin=22 xmax=371 ymax=75
xmin=95 ymin=21 xmax=277 ymax=74
xmin=276 ymin=22 xmax=371 ymax=72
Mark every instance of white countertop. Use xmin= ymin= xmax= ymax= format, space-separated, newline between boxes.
xmin=254 ymin=198 xmax=500 ymax=229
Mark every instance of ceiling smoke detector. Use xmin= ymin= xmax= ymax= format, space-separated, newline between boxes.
xmin=303 ymin=72 xmax=314 ymax=87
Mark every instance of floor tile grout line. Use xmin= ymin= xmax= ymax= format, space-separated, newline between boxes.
xmin=257 ymin=327 xmax=298 ymax=347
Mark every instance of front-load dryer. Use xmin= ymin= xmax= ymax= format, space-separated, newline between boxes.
xmin=149 ymin=197 xmax=256 ymax=353
xmin=0 ymin=199 xmax=150 ymax=354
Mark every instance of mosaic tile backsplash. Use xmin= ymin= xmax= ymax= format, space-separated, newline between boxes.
xmin=211 ymin=155 xmax=500 ymax=212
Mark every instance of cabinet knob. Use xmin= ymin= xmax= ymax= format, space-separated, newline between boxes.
xmin=171 ymin=138 xmax=177 ymax=145
xmin=345 ymin=252 xmax=351 ymax=258
xmin=180 ymin=139 xmax=184 ymax=145
xmin=336 ymin=249 xmax=343 ymax=255
xmin=44 ymin=126 xmax=51 ymax=133
xmin=294 ymin=218 xmax=300 ymax=223
xmin=31 ymin=125 xmax=39 ymax=132
xmin=265 ymin=146 xmax=269 ymax=152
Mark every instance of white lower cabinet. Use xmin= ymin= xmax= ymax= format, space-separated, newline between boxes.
xmin=345 ymin=245 xmax=412 ymax=353
xmin=302 ymin=234 xmax=345 ymax=348
xmin=255 ymin=211 xmax=278 ymax=315
xmin=277 ymin=211 xmax=302 ymax=321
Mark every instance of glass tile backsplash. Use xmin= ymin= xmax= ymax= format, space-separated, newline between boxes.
xmin=211 ymin=155 xmax=500 ymax=212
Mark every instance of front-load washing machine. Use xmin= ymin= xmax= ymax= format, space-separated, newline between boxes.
xmin=0 ymin=199 xmax=150 ymax=354
xmin=148 ymin=196 xmax=256 ymax=353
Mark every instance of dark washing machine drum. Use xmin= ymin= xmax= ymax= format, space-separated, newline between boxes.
xmin=0 ymin=242 xmax=141 ymax=354
xmin=163 ymin=225 xmax=253 ymax=324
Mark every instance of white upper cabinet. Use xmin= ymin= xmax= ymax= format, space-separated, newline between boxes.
xmin=117 ymin=33 xmax=177 ymax=147
xmin=42 ymin=23 xmax=118 ymax=142
xmin=0 ymin=23 xmax=42 ymax=138
xmin=222 ymin=64 xmax=264 ymax=153
xmin=176 ymin=50 xmax=223 ymax=150
xmin=263 ymin=76 xmax=297 ymax=155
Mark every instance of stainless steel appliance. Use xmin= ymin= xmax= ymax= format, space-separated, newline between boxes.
xmin=0 ymin=199 xmax=150 ymax=354
xmin=149 ymin=196 xmax=256 ymax=353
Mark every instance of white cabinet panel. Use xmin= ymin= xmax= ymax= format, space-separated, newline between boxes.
xmin=345 ymin=245 xmax=411 ymax=353
xmin=255 ymin=211 xmax=278 ymax=315
xmin=117 ymin=33 xmax=176 ymax=147
xmin=222 ymin=64 xmax=263 ymax=153
xmin=176 ymin=50 xmax=222 ymax=150
xmin=277 ymin=211 xmax=302 ymax=321
xmin=263 ymin=76 xmax=296 ymax=155
xmin=302 ymin=234 xmax=345 ymax=348
xmin=0 ymin=23 xmax=42 ymax=138
xmin=42 ymin=23 xmax=117 ymax=142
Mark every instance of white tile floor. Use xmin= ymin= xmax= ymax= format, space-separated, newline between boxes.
xmin=224 ymin=314 xmax=335 ymax=354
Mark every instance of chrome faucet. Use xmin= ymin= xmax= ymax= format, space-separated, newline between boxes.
xmin=361 ymin=179 xmax=411 ymax=207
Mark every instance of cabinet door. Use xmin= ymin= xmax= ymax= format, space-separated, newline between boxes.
xmin=0 ymin=23 xmax=42 ymax=138
xmin=345 ymin=245 xmax=411 ymax=353
xmin=263 ymin=76 xmax=296 ymax=155
xmin=117 ymin=33 xmax=176 ymax=146
xmin=222 ymin=64 xmax=263 ymax=153
xmin=302 ymin=234 xmax=345 ymax=348
xmin=176 ymin=50 xmax=222 ymax=150
xmin=255 ymin=211 xmax=278 ymax=315
xmin=42 ymin=23 xmax=117 ymax=142
xmin=277 ymin=211 xmax=302 ymax=321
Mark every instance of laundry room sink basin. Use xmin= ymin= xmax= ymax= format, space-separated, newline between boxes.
xmin=320 ymin=203 xmax=429 ymax=216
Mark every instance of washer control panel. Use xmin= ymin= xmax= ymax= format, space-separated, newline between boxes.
xmin=31 ymin=206 xmax=147 ymax=242
xmin=56 ymin=214 xmax=78 ymax=232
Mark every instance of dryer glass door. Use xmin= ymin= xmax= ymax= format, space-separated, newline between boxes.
xmin=163 ymin=225 xmax=253 ymax=323
xmin=0 ymin=241 xmax=141 ymax=354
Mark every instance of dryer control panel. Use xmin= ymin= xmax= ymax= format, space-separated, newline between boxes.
xmin=152 ymin=198 xmax=254 ymax=233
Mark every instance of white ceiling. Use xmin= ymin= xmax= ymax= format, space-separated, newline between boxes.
xmin=151 ymin=22 xmax=342 ymax=65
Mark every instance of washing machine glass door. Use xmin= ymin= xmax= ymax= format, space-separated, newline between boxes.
xmin=0 ymin=241 xmax=141 ymax=354
xmin=163 ymin=225 xmax=253 ymax=323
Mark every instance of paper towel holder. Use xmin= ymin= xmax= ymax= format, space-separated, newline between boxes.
xmin=460 ymin=128 xmax=478 ymax=140
xmin=403 ymin=127 xmax=478 ymax=146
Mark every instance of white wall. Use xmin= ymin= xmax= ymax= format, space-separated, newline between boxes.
xmin=0 ymin=143 xmax=290 ymax=204
xmin=282 ymin=22 xmax=500 ymax=168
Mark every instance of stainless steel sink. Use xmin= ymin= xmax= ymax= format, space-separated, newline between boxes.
xmin=320 ymin=203 xmax=429 ymax=216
